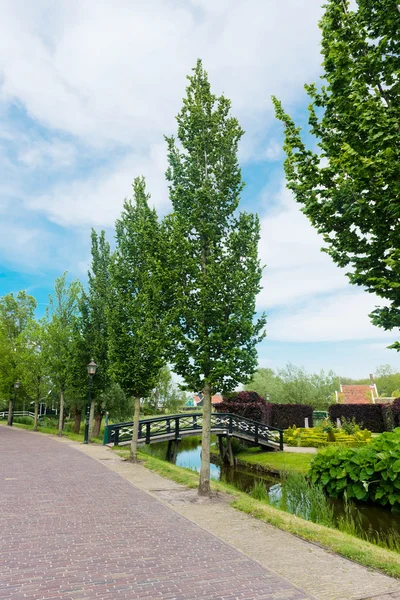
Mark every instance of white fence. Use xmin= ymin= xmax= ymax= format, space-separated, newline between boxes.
xmin=0 ymin=411 xmax=36 ymax=419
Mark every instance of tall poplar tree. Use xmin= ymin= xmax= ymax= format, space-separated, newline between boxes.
xmin=43 ymin=273 xmax=82 ymax=436
xmin=165 ymin=60 xmax=266 ymax=496
xmin=75 ymin=230 xmax=111 ymax=439
xmin=273 ymin=0 xmax=400 ymax=346
xmin=108 ymin=177 xmax=166 ymax=461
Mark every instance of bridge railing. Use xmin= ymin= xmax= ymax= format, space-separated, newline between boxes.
xmin=104 ymin=412 xmax=283 ymax=450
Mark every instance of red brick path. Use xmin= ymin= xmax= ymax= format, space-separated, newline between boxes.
xmin=0 ymin=428 xmax=312 ymax=600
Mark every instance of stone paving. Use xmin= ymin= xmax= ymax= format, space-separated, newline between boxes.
xmin=0 ymin=427 xmax=314 ymax=600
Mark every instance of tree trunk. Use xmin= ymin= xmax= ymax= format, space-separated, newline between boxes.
xmin=198 ymin=382 xmax=211 ymax=496
xmin=73 ymin=408 xmax=82 ymax=434
xmin=93 ymin=413 xmax=103 ymax=439
xmin=130 ymin=396 xmax=141 ymax=462
xmin=33 ymin=397 xmax=39 ymax=431
xmin=88 ymin=399 xmax=95 ymax=442
xmin=58 ymin=388 xmax=65 ymax=436
xmin=7 ymin=398 xmax=13 ymax=426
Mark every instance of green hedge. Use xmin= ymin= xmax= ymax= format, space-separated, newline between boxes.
xmin=310 ymin=429 xmax=400 ymax=509
xmin=284 ymin=427 xmax=371 ymax=448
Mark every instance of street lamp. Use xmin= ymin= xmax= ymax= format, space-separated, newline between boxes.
xmin=84 ymin=360 xmax=97 ymax=444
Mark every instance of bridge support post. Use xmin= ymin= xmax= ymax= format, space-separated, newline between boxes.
xmin=218 ymin=435 xmax=235 ymax=467
xmin=226 ymin=437 xmax=235 ymax=467
xmin=167 ymin=439 xmax=181 ymax=463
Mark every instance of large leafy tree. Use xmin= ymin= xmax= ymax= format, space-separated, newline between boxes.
xmin=19 ymin=319 xmax=49 ymax=430
xmin=273 ymin=0 xmax=400 ymax=345
xmin=43 ymin=273 xmax=82 ymax=436
xmin=108 ymin=177 xmax=166 ymax=461
xmin=0 ymin=291 xmax=37 ymax=424
xmin=164 ymin=60 xmax=266 ymax=495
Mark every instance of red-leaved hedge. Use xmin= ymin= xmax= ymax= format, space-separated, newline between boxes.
xmin=218 ymin=391 xmax=272 ymax=424
xmin=270 ymin=404 xmax=314 ymax=430
xmin=329 ymin=404 xmax=385 ymax=433
xmin=218 ymin=392 xmax=313 ymax=429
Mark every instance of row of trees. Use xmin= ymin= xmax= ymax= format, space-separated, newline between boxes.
xmin=0 ymin=61 xmax=266 ymax=496
xmin=245 ymin=363 xmax=400 ymax=409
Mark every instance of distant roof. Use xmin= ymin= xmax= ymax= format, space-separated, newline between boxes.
xmin=340 ymin=384 xmax=374 ymax=404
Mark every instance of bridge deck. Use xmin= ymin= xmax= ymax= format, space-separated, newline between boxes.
xmin=112 ymin=428 xmax=280 ymax=449
xmin=105 ymin=413 xmax=283 ymax=451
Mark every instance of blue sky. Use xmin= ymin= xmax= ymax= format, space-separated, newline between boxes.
xmin=0 ymin=0 xmax=397 ymax=378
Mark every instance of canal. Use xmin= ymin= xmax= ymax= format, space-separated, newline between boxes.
xmin=142 ymin=436 xmax=400 ymax=543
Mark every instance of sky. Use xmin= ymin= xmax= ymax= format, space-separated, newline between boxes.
xmin=0 ymin=0 xmax=397 ymax=379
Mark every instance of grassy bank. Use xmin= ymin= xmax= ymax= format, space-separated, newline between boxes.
xmin=235 ymin=448 xmax=314 ymax=475
xmin=114 ymin=446 xmax=400 ymax=579
xmin=0 ymin=420 xmax=103 ymax=444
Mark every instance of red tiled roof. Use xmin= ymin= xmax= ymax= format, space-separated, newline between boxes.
xmin=341 ymin=385 xmax=372 ymax=404
xmin=211 ymin=394 xmax=223 ymax=404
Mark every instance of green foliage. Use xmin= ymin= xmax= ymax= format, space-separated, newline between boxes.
xmin=69 ymin=230 xmax=112 ymax=416
xmin=142 ymin=366 xmax=186 ymax=415
xmin=43 ymin=273 xmax=82 ymax=394
xmin=164 ymin=60 xmax=266 ymax=395
xmin=108 ymin=177 xmax=167 ymax=400
xmin=341 ymin=417 xmax=361 ymax=435
xmin=310 ymin=429 xmax=400 ymax=508
xmin=245 ymin=363 xmax=339 ymax=409
xmin=280 ymin=472 xmax=334 ymax=527
xmin=0 ymin=291 xmax=37 ymax=402
xmin=13 ymin=416 xmax=34 ymax=425
xmin=273 ymin=1 xmax=400 ymax=345
xmin=250 ymin=481 xmax=269 ymax=502
xmin=284 ymin=426 xmax=371 ymax=448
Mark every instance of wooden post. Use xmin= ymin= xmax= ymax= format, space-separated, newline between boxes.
xmin=226 ymin=437 xmax=235 ymax=467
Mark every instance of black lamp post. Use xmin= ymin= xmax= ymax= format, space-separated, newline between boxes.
xmin=84 ymin=360 xmax=97 ymax=444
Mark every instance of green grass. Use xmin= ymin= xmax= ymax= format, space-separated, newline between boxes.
xmin=0 ymin=420 xmax=103 ymax=444
xmin=236 ymin=449 xmax=314 ymax=475
xmin=116 ymin=447 xmax=400 ymax=579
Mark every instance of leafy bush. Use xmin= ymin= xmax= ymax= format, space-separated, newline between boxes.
xmin=13 ymin=416 xmax=34 ymax=425
xmin=217 ymin=400 xmax=271 ymax=423
xmin=271 ymin=404 xmax=313 ymax=429
xmin=219 ymin=394 xmax=313 ymax=430
xmin=222 ymin=391 xmax=265 ymax=404
xmin=391 ymin=398 xmax=400 ymax=428
xmin=341 ymin=417 xmax=361 ymax=435
xmin=310 ymin=429 xmax=400 ymax=509
xmin=218 ymin=391 xmax=272 ymax=424
xmin=329 ymin=404 xmax=385 ymax=433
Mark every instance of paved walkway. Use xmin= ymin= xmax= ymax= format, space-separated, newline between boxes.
xmin=0 ymin=427 xmax=313 ymax=600
xmin=1 ymin=428 xmax=400 ymax=600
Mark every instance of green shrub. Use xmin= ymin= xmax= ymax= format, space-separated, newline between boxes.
xmin=13 ymin=416 xmax=34 ymax=425
xmin=341 ymin=417 xmax=361 ymax=435
xmin=310 ymin=428 xmax=400 ymax=509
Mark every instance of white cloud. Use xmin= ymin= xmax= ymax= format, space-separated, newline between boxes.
xmin=18 ymin=140 xmax=77 ymax=169
xmin=0 ymin=0 xmax=323 ymax=148
xmin=28 ymin=143 xmax=170 ymax=227
xmin=267 ymin=291 xmax=393 ymax=343
xmin=257 ymin=184 xmax=350 ymax=308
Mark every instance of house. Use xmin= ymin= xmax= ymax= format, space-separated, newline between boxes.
xmin=184 ymin=393 xmax=223 ymax=408
xmin=335 ymin=374 xmax=391 ymax=404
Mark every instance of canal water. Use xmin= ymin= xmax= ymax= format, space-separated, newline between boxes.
xmin=142 ymin=436 xmax=400 ymax=541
